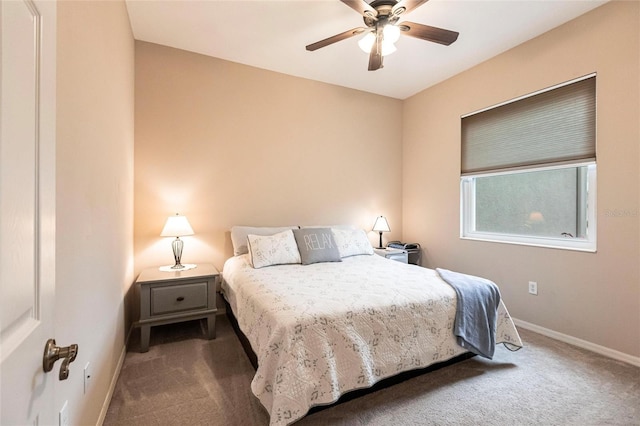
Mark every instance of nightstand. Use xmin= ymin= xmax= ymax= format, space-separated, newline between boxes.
xmin=136 ymin=263 xmax=219 ymax=352
xmin=374 ymin=248 xmax=408 ymax=264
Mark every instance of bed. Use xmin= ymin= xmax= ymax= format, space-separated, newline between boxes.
xmin=222 ymin=226 xmax=522 ymax=426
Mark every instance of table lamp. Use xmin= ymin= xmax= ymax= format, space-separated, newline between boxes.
xmin=372 ymin=216 xmax=390 ymax=249
xmin=160 ymin=213 xmax=195 ymax=271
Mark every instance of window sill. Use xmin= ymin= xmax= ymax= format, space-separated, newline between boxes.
xmin=460 ymin=234 xmax=596 ymax=253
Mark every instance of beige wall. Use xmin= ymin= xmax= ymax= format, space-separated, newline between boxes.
xmin=56 ymin=1 xmax=134 ymax=424
xmin=134 ymin=42 xmax=403 ymax=274
xmin=403 ymin=1 xmax=639 ymax=357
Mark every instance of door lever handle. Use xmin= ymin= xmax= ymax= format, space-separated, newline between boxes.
xmin=43 ymin=338 xmax=78 ymax=380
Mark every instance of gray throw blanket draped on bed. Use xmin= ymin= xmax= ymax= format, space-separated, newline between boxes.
xmin=436 ymin=268 xmax=501 ymax=359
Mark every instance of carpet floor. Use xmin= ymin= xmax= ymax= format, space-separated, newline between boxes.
xmin=104 ymin=315 xmax=639 ymax=426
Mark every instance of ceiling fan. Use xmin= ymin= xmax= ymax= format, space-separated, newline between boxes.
xmin=306 ymin=0 xmax=459 ymax=71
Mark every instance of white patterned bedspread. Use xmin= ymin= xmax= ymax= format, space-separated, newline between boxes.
xmin=222 ymin=254 xmax=522 ymax=426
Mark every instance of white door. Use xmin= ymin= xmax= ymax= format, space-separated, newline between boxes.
xmin=1 ymin=0 xmax=58 ymax=424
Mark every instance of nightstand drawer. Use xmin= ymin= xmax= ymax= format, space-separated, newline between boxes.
xmin=151 ymin=282 xmax=208 ymax=315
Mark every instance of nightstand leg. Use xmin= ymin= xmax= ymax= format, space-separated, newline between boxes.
xmin=140 ymin=325 xmax=150 ymax=352
xmin=206 ymin=314 xmax=216 ymax=339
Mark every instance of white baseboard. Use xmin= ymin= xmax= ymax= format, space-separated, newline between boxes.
xmin=513 ymin=318 xmax=640 ymax=367
xmin=96 ymin=325 xmax=133 ymax=425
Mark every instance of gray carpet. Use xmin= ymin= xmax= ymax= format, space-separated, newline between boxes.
xmin=104 ymin=315 xmax=639 ymax=426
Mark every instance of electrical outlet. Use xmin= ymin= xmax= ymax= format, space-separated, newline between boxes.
xmin=84 ymin=362 xmax=91 ymax=394
xmin=59 ymin=401 xmax=69 ymax=426
xmin=528 ymin=281 xmax=538 ymax=295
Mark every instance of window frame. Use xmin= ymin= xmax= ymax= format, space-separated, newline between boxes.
xmin=460 ymin=161 xmax=597 ymax=252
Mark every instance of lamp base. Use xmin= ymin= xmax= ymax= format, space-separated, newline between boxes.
xmin=159 ymin=264 xmax=197 ymax=272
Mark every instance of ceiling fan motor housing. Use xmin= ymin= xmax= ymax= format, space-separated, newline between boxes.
xmin=363 ymin=0 xmax=404 ymax=28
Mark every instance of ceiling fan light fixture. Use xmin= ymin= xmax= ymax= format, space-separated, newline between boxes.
xmin=358 ymin=32 xmax=375 ymax=52
xmin=381 ymin=42 xmax=397 ymax=56
xmin=358 ymin=32 xmax=397 ymax=56
xmin=383 ymin=24 xmax=401 ymax=43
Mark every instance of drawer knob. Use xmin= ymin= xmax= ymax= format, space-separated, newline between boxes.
xmin=176 ymin=296 xmax=185 ymax=302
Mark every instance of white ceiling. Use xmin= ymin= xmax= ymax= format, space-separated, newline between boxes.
xmin=125 ymin=0 xmax=608 ymax=100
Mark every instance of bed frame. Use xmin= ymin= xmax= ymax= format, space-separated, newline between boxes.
xmin=224 ymin=298 xmax=475 ymax=414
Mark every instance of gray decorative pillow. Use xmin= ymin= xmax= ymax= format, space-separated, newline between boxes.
xmin=292 ymin=228 xmax=342 ymax=265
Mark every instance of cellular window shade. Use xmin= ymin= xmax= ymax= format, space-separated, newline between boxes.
xmin=461 ymin=76 xmax=595 ymax=174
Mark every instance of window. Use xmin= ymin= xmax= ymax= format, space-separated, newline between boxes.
xmin=460 ymin=75 xmax=596 ymax=251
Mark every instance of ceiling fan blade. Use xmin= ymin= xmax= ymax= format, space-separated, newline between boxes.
xmin=391 ymin=0 xmax=429 ymax=17
xmin=399 ymin=21 xmax=459 ymax=45
xmin=340 ymin=0 xmax=378 ymax=19
xmin=306 ymin=27 xmax=368 ymax=51
xmin=368 ymin=30 xmax=383 ymax=71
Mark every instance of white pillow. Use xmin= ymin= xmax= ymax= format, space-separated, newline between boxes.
xmin=299 ymin=224 xmax=356 ymax=230
xmin=247 ymin=230 xmax=301 ymax=269
xmin=332 ymin=228 xmax=374 ymax=258
xmin=231 ymin=225 xmax=298 ymax=256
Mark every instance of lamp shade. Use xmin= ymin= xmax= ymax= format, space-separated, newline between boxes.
xmin=383 ymin=24 xmax=401 ymax=43
xmin=358 ymin=28 xmax=398 ymax=56
xmin=372 ymin=216 xmax=390 ymax=232
xmin=160 ymin=214 xmax=194 ymax=237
